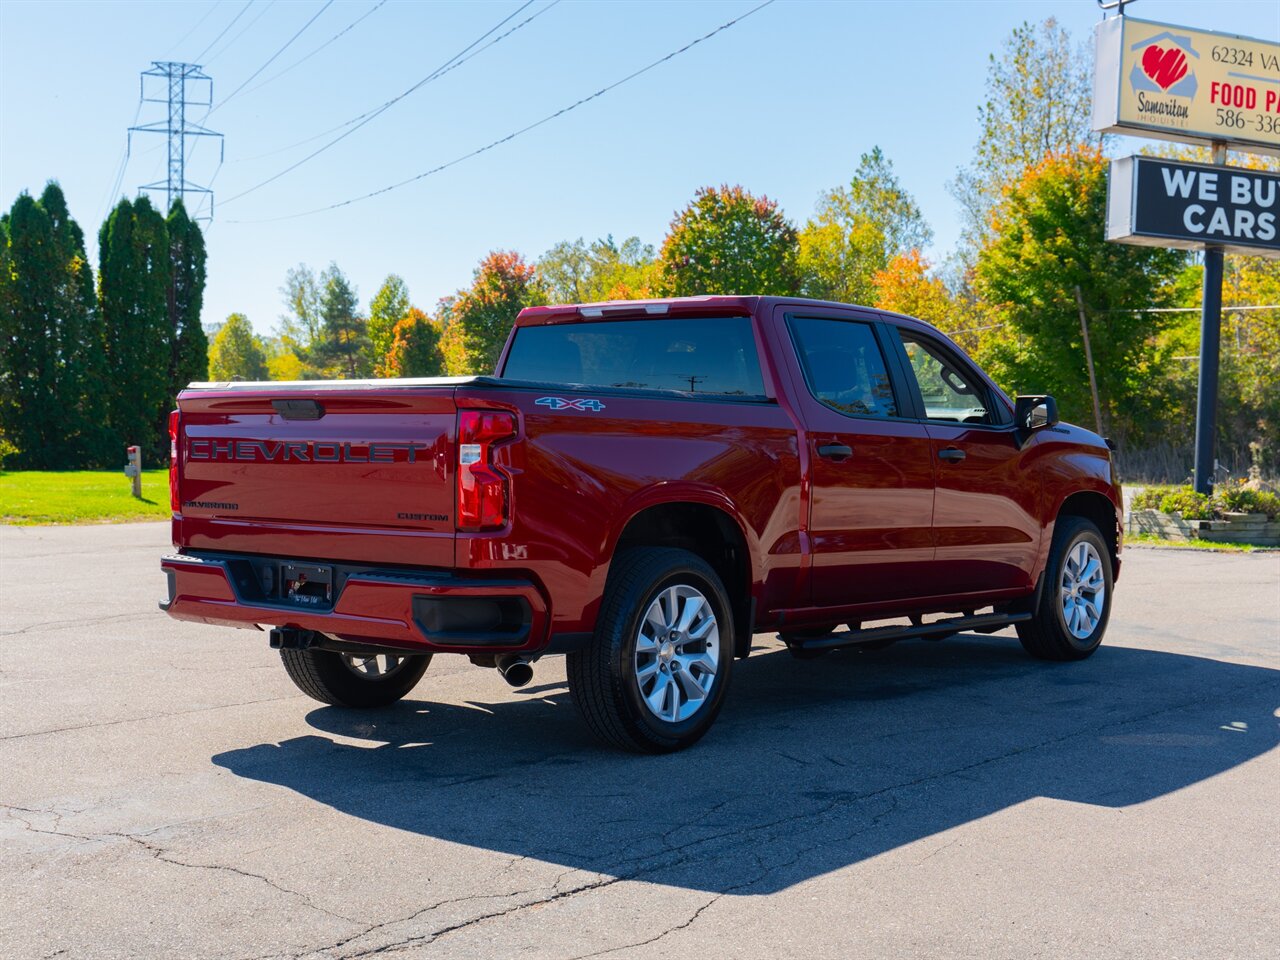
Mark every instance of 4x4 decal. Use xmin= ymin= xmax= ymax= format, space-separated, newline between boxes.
xmin=536 ymin=397 xmax=606 ymax=412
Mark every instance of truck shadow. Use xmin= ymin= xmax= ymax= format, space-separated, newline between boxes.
xmin=213 ymin=638 xmax=1278 ymax=894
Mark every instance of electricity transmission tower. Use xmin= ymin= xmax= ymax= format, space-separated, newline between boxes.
xmin=128 ymin=62 xmax=223 ymax=221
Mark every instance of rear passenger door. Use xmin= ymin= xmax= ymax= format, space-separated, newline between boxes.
xmin=889 ymin=325 xmax=1041 ymax=594
xmin=775 ymin=307 xmax=936 ymax=609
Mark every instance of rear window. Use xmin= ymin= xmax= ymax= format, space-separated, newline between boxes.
xmin=501 ymin=317 xmax=766 ymax=396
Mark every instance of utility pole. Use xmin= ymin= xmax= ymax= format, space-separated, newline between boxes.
xmin=128 ymin=62 xmax=223 ymax=221
xmin=1073 ymin=286 xmax=1104 ymax=438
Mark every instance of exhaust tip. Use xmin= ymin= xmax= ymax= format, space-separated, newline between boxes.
xmin=496 ymin=655 xmax=533 ymax=688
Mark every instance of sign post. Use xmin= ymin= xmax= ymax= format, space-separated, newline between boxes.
xmin=1095 ymin=11 xmax=1280 ymax=493
xmin=124 ymin=445 xmax=142 ymax=499
xmin=1196 ymin=222 xmax=1224 ymax=494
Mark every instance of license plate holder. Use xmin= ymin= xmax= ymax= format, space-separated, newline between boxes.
xmin=281 ymin=562 xmax=334 ymax=608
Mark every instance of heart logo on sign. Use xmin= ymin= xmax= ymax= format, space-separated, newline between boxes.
xmin=1141 ymin=45 xmax=1189 ymax=91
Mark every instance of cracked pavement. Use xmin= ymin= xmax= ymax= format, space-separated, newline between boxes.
xmin=1 ymin=522 xmax=1277 ymax=959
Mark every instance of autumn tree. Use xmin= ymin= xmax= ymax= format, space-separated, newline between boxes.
xmin=367 ymin=274 xmax=410 ymax=368
xmin=872 ymin=249 xmax=975 ymax=345
xmin=381 ymin=307 xmax=444 ymax=378
xmin=951 ymin=18 xmax=1094 ymax=253
xmin=311 ymin=263 xmax=370 ymax=378
xmin=538 ymin=235 xmax=657 ymax=302
xmin=973 ymin=147 xmax=1185 ymax=443
xmin=208 ymin=313 xmax=268 ymax=381
xmin=799 ymin=148 xmax=931 ymax=305
xmin=99 ymin=195 xmax=171 ymax=457
xmin=440 ymin=251 xmax=545 ymax=375
xmin=658 ymin=185 xmax=799 ymax=296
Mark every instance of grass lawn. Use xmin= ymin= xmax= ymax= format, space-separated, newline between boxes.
xmin=1126 ymin=532 xmax=1272 ymax=553
xmin=0 ymin=470 xmax=171 ymax=525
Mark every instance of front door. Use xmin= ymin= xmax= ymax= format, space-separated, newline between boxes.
xmin=777 ymin=308 xmax=936 ymax=609
xmin=891 ymin=327 xmax=1041 ymax=594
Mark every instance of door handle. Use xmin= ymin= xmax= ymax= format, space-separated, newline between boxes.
xmin=817 ymin=443 xmax=853 ymax=461
xmin=939 ymin=447 xmax=966 ymax=463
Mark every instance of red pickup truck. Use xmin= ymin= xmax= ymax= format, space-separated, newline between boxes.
xmin=162 ymin=296 xmax=1121 ymax=752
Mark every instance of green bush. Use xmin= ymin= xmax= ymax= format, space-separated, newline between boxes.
xmin=1130 ymin=486 xmax=1171 ymax=512
xmin=1216 ymin=481 xmax=1280 ymax=519
xmin=0 ymin=430 xmax=17 ymax=469
xmin=1157 ymin=489 xmax=1215 ymax=520
xmin=1132 ymin=481 xmax=1279 ymax=521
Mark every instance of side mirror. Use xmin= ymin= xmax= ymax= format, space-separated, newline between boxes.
xmin=1015 ymin=395 xmax=1058 ymax=432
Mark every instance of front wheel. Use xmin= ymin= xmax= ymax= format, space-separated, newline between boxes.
xmin=280 ymin=648 xmax=431 ymax=707
xmin=1017 ymin=516 xmax=1113 ymax=661
xmin=567 ymin=547 xmax=733 ymax=752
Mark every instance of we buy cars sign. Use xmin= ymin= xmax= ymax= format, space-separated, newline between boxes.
xmin=1093 ymin=16 xmax=1280 ymax=156
xmin=1107 ymin=156 xmax=1280 ymax=259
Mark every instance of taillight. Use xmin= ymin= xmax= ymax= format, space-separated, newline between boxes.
xmin=168 ymin=409 xmax=181 ymax=513
xmin=457 ymin=410 xmax=516 ymax=531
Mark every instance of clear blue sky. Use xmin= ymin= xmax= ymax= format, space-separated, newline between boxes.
xmin=2 ymin=0 xmax=1277 ymax=336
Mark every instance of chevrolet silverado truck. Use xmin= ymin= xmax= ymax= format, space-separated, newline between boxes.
xmin=161 ymin=296 xmax=1121 ymax=752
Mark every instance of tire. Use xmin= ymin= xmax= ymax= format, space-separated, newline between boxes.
xmin=567 ymin=547 xmax=734 ymax=753
xmin=1017 ymin=516 xmax=1113 ymax=661
xmin=279 ymin=648 xmax=431 ymax=708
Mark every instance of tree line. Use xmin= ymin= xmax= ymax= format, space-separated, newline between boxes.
xmin=0 ymin=187 xmax=206 ymax=468
xmin=3 ymin=17 xmax=1276 ymax=479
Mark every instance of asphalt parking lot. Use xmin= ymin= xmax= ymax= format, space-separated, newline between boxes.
xmin=2 ymin=522 xmax=1277 ymax=960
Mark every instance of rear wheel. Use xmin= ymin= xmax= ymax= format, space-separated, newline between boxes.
xmin=280 ymin=648 xmax=431 ymax=707
xmin=567 ymin=547 xmax=733 ymax=753
xmin=1017 ymin=516 xmax=1112 ymax=661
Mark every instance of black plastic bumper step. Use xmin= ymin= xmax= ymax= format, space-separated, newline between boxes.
xmin=794 ymin=611 xmax=1032 ymax=652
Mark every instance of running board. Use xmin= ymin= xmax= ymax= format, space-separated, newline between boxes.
xmin=794 ymin=611 xmax=1032 ymax=652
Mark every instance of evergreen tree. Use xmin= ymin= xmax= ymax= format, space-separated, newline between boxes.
xmin=167 ymin=200 xmax=208 ymax=395
xmin=312 ymin=263 xmax=370 ymax=378
xmin=208 ymin=313 xmax=268 ymax=381
xmin=99 ymin=196 xmax=171 ymax=458
xmin=40 ymin=183 xmax=110 ymax=466
xmin=0 ymin=194 xmax=61 ymax=466
xmin=367 ymin=274 xmax=409 ymax=370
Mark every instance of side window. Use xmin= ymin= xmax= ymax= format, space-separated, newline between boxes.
xmin=788 ymin=317 xmax=899 ymax=419
xmin=898 ymin=332 xmax=995 ymax=425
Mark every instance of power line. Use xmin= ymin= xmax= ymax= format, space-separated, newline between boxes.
xmin=193 ymin=0 xmax=255 ymax=63
xmin=193 ymin=1 xmax=383 ymax=221
xmin=228 ymin=0 xmax=553 ymax=165
xmin=205 ymin=0 xmax=277 ymax=65
xmin=219 ymin=0 xmax=543 ymax=205
xmin=165 ymin=0 xmax=223 ymax=58
xmin=185 ymin=0 xmax=329 ymax=207
xmin=208 ymin=0 xmax=333 ymax=115
xmin=228 ymin=0 xmax=777 ymax=224
xmin=234 ymin=0 xmax=386 ymax=101
xmin=1103 ymin=304 xmax=1280 ymax=313
xmin=98 ymin=100 xmax=143 ymax=225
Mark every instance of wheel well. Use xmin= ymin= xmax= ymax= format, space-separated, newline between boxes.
xmin=614 ymin=503 xmax=753 ymax=658
xmin=1058 ymin=491 xmax=1119 ymax=566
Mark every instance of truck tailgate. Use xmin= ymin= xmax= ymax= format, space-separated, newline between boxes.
xmin=176 ymin=386 xmax=457 ymax=567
